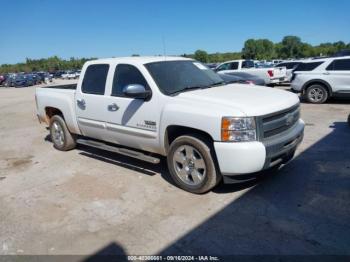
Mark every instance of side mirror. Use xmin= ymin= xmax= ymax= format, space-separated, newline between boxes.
xmin=123 ymin=84 xmax=151 ymax=100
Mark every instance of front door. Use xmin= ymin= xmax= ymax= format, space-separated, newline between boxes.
xmin=103 ymin=63 xmax=160 ymax=153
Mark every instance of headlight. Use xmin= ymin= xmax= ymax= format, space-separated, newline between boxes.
xmin=221 ymin=117 xmax=256 ymax=142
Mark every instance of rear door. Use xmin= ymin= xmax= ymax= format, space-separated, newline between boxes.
xmin=325 ymin=58 xmax=350 ymax=93
xmin=75 ymin=63 xmax=111 ymax=140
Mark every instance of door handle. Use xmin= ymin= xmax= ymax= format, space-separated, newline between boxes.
xmin=108 ymin=103 xmax=119 ymax=111
xmin=323 ymin=72 xmax=330 ymax=75
xmin=77 ymin=99 xmax=86 ymax=107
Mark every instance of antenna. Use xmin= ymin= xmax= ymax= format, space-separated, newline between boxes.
xmin=162 ymin=35 xmax=166 ymax=60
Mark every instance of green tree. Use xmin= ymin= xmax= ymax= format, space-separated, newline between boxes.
xmin=300 ymin=43 xmax=315 ymax=58
xmin=280 ymin=36 xmax=303 ymax=58
xmin=242 ymin=39 xmax=275 ymax=60
xmin=242 ymin=39 xmax=257 ymax=59
xmin=194 ymin=50 xmax=209 ymax=63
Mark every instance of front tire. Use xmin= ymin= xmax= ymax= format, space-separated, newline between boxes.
xmin=305 ymin=84 xmax=328 ymax=104
xmin=49 ymin=115 xmax=76 ymax=151
xmin=167 ymin=135 xmax=221 ymax=194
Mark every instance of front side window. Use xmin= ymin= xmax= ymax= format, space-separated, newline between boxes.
xmin=145 ymin=60 xmax=223 ymax=95
xmin=81 ymin=64 xmax=109 ymax=95
xmin=217 ymin=63 xmax=230 ymax=71
xmin=111 ymin=64 xmax=149 ymax=96
xmin=326 ymin=59 xmax=350 ymax=71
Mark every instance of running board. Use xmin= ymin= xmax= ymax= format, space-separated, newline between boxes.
xmin=77 ymin=139 xmax=160 ymax=164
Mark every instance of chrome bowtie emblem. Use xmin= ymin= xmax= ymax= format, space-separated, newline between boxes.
xmin=286 ymin=113 xmax=294 ymax=126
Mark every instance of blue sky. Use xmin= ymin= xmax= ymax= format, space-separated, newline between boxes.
xmin=1 ymin=0 xmax=350 ymax=64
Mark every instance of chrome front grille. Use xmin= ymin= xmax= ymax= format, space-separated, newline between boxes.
xmin=258 ymin=104 xmax=300 ymax=139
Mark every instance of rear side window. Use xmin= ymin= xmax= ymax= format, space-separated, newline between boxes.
xmin=326 ymin=59 xmax=350 ymax=71
xmin=112 ymin=64 xmax=149 ymax=96
xmin=82 ymin=64 xmax=109 ymax=95
xmin=295 ymin=62 xmax=324 ymax=71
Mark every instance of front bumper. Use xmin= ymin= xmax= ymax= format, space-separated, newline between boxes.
xmin=214 ymin=119 xmax=305 ymax=177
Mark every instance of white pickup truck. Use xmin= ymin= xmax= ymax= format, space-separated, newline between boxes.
xmin=215 ymin=59 xmax=287 ymax=86
xmin=36 ymin=57 xmax=304 ymax=193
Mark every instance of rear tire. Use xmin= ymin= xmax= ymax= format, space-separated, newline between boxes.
xmin=305 ymin=84 xmax=328 ymax=104
xmin=167 ymin=135 xmax=221 ymax=194
xmin=49 ymin=115 xmax=76 ymax=151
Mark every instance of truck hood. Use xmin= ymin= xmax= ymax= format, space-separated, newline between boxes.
xmin=177 ymin=84 xmax=299 ymax=116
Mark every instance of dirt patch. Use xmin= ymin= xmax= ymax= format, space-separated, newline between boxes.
xmin=59 ymin=172 xmax=123 ymax=201
xmin=0 ymin=155 xmax=33 ymax=171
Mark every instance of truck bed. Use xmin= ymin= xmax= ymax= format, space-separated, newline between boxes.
xmin=41 ymin=83 xmax=77 ymax=90
xmin=35 ymin=84 xmax=80 ymax=134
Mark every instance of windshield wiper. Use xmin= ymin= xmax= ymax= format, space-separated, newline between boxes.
xmin=169 ymin=85 xmax=209 ymax=95
xmin=210 ymin=81 xmax=226 ymax=87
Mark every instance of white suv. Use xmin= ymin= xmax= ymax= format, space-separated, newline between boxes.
xmin=291 ymin=56 xmax=350 ymax=103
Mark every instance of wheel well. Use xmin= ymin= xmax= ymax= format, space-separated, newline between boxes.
xmin=165 ymin=125 xmax=214 ymax=153
xmin=45 ymin=107 xmax=63 ymax=124
xmin=303 ymin=80 xmax=332 ymax=96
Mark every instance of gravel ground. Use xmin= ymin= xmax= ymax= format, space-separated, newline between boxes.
xmin=0 ymin=81 xmax=349 ymax=258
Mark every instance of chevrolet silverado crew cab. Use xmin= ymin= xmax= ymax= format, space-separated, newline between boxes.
xmin=36 ymin=57 xmax=304 ymax=193
xmin=214 ymin=59 xmax=287 ymax=86
xmin=291 ymin=56 xmax=350 ymax=103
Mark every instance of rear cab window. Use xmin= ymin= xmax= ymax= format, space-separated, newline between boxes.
xmin=81 ymin=64 xmax=109 ymax=95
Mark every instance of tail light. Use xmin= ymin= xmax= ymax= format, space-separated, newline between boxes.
xmin=267 ymin=70 xmax=274 ymax=77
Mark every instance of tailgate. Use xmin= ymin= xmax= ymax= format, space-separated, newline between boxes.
xmin=273 ymin=67 xmax=287 ymax=78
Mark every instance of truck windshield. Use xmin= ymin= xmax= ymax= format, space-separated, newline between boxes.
xmin=145 ymin=60 xmax=224 ymax=95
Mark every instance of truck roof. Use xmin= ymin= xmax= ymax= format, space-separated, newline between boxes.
xmin=87 ymin=56 xmax=193 ymax=65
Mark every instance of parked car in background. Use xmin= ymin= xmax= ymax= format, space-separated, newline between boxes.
xmin=23 ymin=73 xmax=37 ymax=86
xmin=291 ymin=56 xmax=350 ymax=103
xmin=0 ymin=75 xmax=6 ymax=85
xmin=333 ymin=49 xmax=350 ymax=57
xmin=272 ymin=60 xmax=284 ymax=65
xmin=4 ymin=74 xmax=29 ymax=87
xmin=275 ymin=61 xmax=302 ymax=82
xmin=36 ymin=72 xmax=53 ymax=83
xmin=53 ymin=71 xmax=65 ymax=78
xmin=218 ymin=71 xmax=266 ymax=86
xmin=36 ymin=56 xmax=304 ymax=193
xmin=74 ymin=70 xmax=81 ymax=79
xmin=61 ymin=70 xmax=78 ymax=80
xmin=215 ymin=59 xmax=287 ymax=86
xmin=206 ymin=63 xmax=218 ymax=70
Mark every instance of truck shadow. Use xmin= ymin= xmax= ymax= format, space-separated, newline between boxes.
xmin=157 ymin=121 xmax=350 ymax=255
xmin=82 ymin=242 xmax=128 ymax=262
xmin=75 ymin=144 xmax=261 ymax=193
